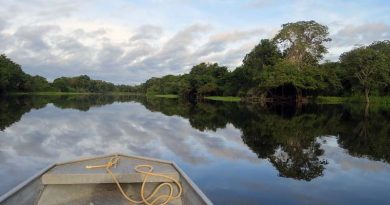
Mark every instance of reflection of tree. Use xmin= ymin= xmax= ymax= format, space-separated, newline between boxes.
xmin=270 ymin=142 xmax=327 ymax=181
xmin=0 ymin=95 xmax=138 ymax=130
xmin=2 ymin=95 xmax=390 ymax=180
xmin=238 ymin=109 xmax=331 ymax=181
xmin=139 ymin=98 xmax=333 ymax=181
xmin=337 ymin=104 xmax=390 ymax=163
xmin=0 ymin=95 xmax=48 ymax=130
xmin=137 ymin=98 xmax=390 ymax=180
xmin=141 ymin=97 xmax=232 ymax=131
xmin=51 ymin=95 xmax=116 ymax=111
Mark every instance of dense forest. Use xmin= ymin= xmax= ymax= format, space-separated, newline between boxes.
xmin=1 ymin=21 xmax=389 ymax=102
xmin=139 ymin=21 xmax=390 ymax=103
xmin=0 ymin=54 xmax=136 ymax=94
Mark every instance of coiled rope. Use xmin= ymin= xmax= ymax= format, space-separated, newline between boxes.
xmin=85 ymin=156 xmax=182 ymax=205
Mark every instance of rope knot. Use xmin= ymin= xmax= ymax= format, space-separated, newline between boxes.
xmin=85 ymin=156 xmax=182 ymax=205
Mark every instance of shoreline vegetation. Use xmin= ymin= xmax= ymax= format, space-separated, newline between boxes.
xmin=8 ymin=92 xmax=143 ymax=96
xmin=204 ymin=96 xmax=241 ymax=102
xmin=151 ymin=94 xmax=179 ymax=98
xmin=5 ymin=92 xmax=390 ymax=105
xmin=315 ymin=96 xmax=390 ymax=105
xmin=1 ymin=21 xmax=390 ymax=105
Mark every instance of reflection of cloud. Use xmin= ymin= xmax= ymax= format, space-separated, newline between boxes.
xmin=0 ymin=102 xmax=255 ymax=195
xmin=2 ymin=103 xmax=390 ymax=204
xmin=320 ymin=136 xmax=390 ymax=173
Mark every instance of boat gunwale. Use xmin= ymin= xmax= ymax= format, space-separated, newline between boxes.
xmin=0 ymin=153 xmax=213 ymax=205
xmin=172 ymin=162 xmax=213 ymax=205
xmin=56 ymin=153 xmax=173 ymax=166
xmin=0 ymin=164 xmax=55 ymax=203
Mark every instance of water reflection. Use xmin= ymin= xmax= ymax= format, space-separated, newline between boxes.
xmin=1 ymin=95 xmax=390 ymax=204
xmin=135 ymin=97 xmax=390 ymax=180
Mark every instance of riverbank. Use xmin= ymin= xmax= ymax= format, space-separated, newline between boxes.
xmin=151 ymin=94 xmax=179 ymax=98
xmin=6 ymin=92 xmax=143 ymax=96
xmin=315 ymin=96 xmax=390 ymax=105
xmin=150 ymin=94 xmax=241 ymax=102
xmin=204 ymin=96 xmax=241 ymax=102
xmin=6 ymin=92 xmax=390 ymax=105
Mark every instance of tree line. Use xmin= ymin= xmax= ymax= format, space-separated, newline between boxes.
xmin=139 ymin=21 xmax=390 ymax=103
xmin=0 ymin=54 xmax=136 ymax=94
xmin=1 ymin=20 xmax=389 ymax=102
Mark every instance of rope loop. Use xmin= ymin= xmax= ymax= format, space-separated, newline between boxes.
xmin=85 ymin=156 xmax=182 ymax=205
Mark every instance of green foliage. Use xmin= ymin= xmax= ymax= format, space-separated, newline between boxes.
xmin=318 ymin=61 xmax=344 ymax=95
xmin=188 ymin=62 xmax=228 ymax=96
xmin=52 ymin=75 xmax=116 ymax=93
xmin=204 ymin=96 xmax=241 ymax=102
xmin=315 ymin=96 xmax=347 ymax=104
xmin=243 ymin=39 xmax=282 ymax=69
xmin=152 ymin=94 xmax=179 ymax=98
xmin=24 ymin=75 xmax=52 ymax=91
xmin=1 ymin=21 xmax=390 ymax=102
xmin=316 ymin=96 xmax=390 ymax=105
xmin=273 ymin=20 xmax=331 ymax=68
xmin=226 ymin=39 xmax=282 ymax=96
xmin=0 ymin=54 xmax=27 ymax=93
xmin=260 ymin=61 xmax=327 ymax=91
xmin=340 ymin=42 xmax=389 ymax=102
xmin=137 ymin=37 xmax=390 ymax=102
xmin=0 ymin=54 xmax=143 ymax=94
xmin=137 ymin=22 xmax=334 ymax=100
xmin=141 ymin=63 xmax=228 ymax=97
xmin=367 ymin=40 xmax=390 ymax=95
xmin=116 ymin=84 xmax=142 ymax=93
xmin=0 ymin=54 xmax=57 ymax=93
xmin=143 ymin=75 xmax=189 ymax=95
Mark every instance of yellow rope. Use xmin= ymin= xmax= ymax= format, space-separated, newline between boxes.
xmin=85 ymin=156 xmax=182 ymax=205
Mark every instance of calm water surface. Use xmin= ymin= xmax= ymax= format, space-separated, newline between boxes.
xmin=1 ymin=95 xmax=390 ymax=205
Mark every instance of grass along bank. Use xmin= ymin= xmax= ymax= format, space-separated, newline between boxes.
xmin=151 ymin=94 xmax=179 ymax=98
xmin=315 ymin=96 xmax=390 ymax=105
xmin=147 ymin=94 xmax=241 ymax=101
xmin=204 ymin=96 xmax=241 ymax=102
xmin=7 ymin=92 xmax=143 ymax=96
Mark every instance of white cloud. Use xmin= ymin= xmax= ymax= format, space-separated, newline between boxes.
xmin=332 ymin=23 xmax=390 ymax=47
xmin=130 ymin=25 xmax=163 ymax=42
xmin=0 ymin=0 xmax=389 ymax=83
xmin=325 ymin=23 xmax=390 ymax=61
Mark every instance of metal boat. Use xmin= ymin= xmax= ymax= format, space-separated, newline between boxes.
xmin=0 ymin=154 xmax=212 ymax=205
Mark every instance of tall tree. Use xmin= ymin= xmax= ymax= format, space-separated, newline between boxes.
xmin=340 ymin=45 xmax=388 ymax=103
xmin=259 ymin=61 xmax=327 ymax=99
xmin=0 ymin=54 xmax=28 ymax=93
xmin=368 ymin=40 xmax=390 ymax=94
xmin=188 ymin=63 xmax=228 ymax=96
xmin=243 ymin=39 xmax=282 ymax=69
xmin=273 ymin=21 xmax=331 ymax=68
xmin=228 ymin=39 xmax=282 ymax=96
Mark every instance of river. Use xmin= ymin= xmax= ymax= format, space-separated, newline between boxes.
xmin=0 ymin=95 xmax=389 ymax=204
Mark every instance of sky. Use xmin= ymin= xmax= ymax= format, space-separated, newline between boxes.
xmin=0 ymin=0 xmax=389 ymax=84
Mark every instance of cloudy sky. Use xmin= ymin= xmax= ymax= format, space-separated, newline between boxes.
xmin=0 ymin=0 xmax=389 ymax=84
